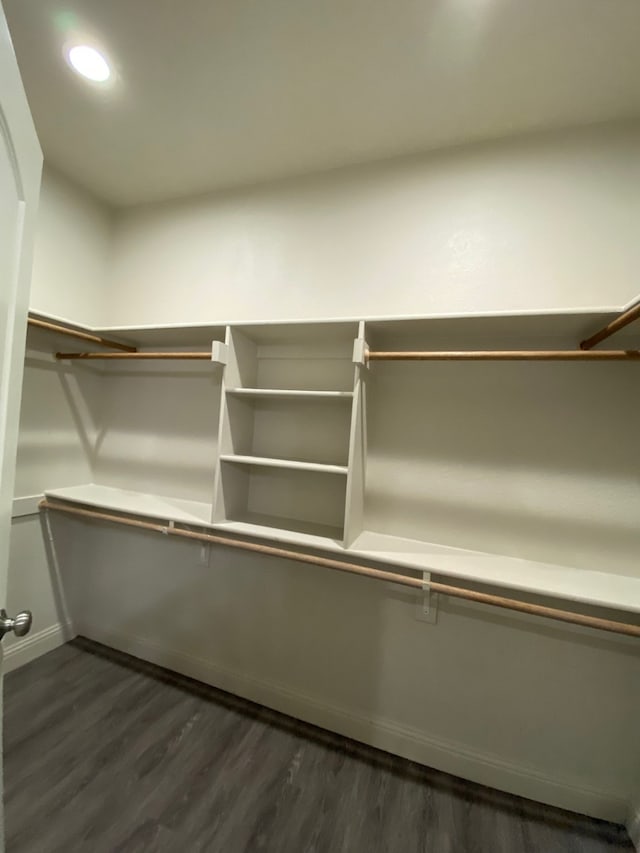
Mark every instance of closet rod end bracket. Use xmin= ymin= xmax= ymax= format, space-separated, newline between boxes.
xmin=353 ymin=338 xmax=369 ymax=368
xmin=211 ymin=341 xmax=229 ymax=365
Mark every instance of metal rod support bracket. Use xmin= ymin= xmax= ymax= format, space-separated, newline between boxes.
xmin=416 ymin=571 xmax=438 ymax=624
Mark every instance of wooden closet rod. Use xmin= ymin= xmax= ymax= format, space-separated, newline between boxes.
xmin=56 ymin=351 xmax=210 ymax=360
xmin=580 ymin=302 xmax=640 ymax=350
xmin=28 ymin=318 xmax=137 ymax=353
xmin=39 ymin=499 xmax=640 ymax=639
xmin=367 ymin=350 xmax=640 ymax=361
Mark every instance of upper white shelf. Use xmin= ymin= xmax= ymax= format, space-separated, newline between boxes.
xmin=226 ymin=388 xmax=353 ymax=400
xmin=219 ymin=454 xmax=348 ymax=475
xmin=27 ymin=304 xmax=639 ymax=350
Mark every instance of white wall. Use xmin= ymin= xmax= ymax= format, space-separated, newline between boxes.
xmin=7 ymin=167 xmax=110 ymax=669
xmin=7 ymin=348 xmax=101 ymax=671
xmin=364 ymin=358 xmax=640 ymax=576
xmin=107 ymin=122 xmax=640 ymax=326
xmin=29 ymin=164 xmax=112 ymax=325
xmin=92 ymin=361 xmax=220 ymax=505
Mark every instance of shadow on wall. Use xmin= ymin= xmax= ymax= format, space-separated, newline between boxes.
xmin=20 ymin=340 xmax=223 ymax=507
xmin=90 ymin=362 xmax=222 ymax=505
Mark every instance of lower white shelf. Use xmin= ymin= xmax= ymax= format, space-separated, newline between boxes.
xmin=41 ymin=484 xmax=640 ymax=615
xmin=44 ymin=484 xmax=212 ymax=526
xmin=349 ymin=530 xmax=640 ymax=615
xmin=43 ymin=484 xmax=344 ymax=551
xmin=215 ymin=513 xmax=344 ymax=549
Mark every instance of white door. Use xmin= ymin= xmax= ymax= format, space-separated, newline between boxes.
xmin=0 ymin=1 xmax=43 ymax=848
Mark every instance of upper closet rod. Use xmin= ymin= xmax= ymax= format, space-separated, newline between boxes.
xmin=366 ymin=350 xmax=639 ymax=361
xmin=28 ymin=318 xmax=137 ymax=353
xmin=40 ymin=499 xmax=640 ymax=639
xmin=580 ymin=301 xmax=640 ymax=350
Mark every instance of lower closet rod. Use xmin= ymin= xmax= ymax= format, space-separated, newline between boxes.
xmin=40 ymin=500 xmax=640 ymax=639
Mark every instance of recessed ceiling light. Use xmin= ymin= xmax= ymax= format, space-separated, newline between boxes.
xmin=67 ymin=45 xmax=111 ymax=82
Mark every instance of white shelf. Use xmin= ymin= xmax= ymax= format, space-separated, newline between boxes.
xmin=41 ymin=484 xmax=640 ymax=614
xmin=216 ymin=513 xmax=344 ymax=549
xmin=43 ymin=484 xmax=344 ymax=552
xmin=349 ymin=530 xmax=640 ymax=615
xmin=226 ymin=388 xmax=353 ymax=400
xmin=219 ymin=454 xmax=348 ymax=475
xmin=29 ymin=306 xmax=640 ymax=352
xmin=44 ymin=484 xmax=212 ymax=526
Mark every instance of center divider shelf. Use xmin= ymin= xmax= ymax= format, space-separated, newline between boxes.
xmin=219 ymin=454 xmax=349 ymax=475
xmin=213 ymin=322 xmax=358 ymax=540
xmin=226 ymin=388 xmax=353 ymax=400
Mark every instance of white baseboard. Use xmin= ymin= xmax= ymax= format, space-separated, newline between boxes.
xmin=11 ymin=494 xmax=44 ymax=518
xmin=4 ymin=622 xmax=74 ymax=673
xmin=627 ymin=803 xmax=640 ymax=852
xmin=75 ymin=620 xmax=629 ymax=824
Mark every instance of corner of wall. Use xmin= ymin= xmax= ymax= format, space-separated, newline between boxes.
xmin=628 ymin=788 xmax=640 ymax=851
xmin=29 ymin=163 xmax=115 ymax=327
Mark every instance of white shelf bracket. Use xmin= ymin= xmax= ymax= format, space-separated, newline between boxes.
xmin=416 ymin=571 xmax=438 ymax=624
xmin=211 ymin=341 xmax=229 ymax=365
xmin=352 ymin=337 xmax=369 ymax=368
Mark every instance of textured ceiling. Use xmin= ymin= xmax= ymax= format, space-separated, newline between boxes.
xmin=5 ymin=0 xmax=640 ymax=207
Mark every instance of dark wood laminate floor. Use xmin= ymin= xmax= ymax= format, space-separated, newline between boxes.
xmin=4 ymin=639 xmax=634 ymax=853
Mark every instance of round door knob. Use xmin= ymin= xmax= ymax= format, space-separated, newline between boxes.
xmin=0 ymin=609 xmax=32 ymax=640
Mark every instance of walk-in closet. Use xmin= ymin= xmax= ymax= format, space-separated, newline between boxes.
xmin=1 ymin=1 xmax=639 ymax=850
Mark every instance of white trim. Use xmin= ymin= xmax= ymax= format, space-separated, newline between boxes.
xmin=11 ymin=493 xmax=43 ymax=518
xmin=4 ymin=621 xmax=74 ymax=673
xmin=627 ymin=798 xmax=640 ymax=852
xmin=75 ymin=621 xmax=629 ymax=824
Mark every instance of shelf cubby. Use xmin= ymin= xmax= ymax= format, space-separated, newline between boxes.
xmin=226 ymin=323 xmax=357 ymax=392
xmin=222 ymin=392 xmax=352 ymax=468
xmin=216 ymin=461 xmax=346 ymax=545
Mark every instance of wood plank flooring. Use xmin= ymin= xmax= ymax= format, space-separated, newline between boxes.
xmin=4 ymin=638 xmax=634 ymax=853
